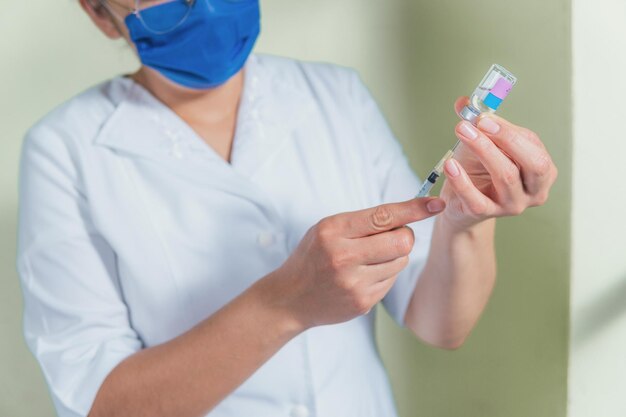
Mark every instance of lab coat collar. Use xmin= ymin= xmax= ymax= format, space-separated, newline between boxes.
xmin=93 ymin=54 xmax=314 ymax=180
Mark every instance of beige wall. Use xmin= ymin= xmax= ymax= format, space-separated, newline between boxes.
xmin=569 ymin=0 xmax=626 ymax=416
xmin=1 ymin=1 xmax=572 ymax=416
xmin=1 ymin=2 xmax=137 ymax=415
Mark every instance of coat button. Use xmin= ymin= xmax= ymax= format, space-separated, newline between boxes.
xmin=257 ymin=231 xmax=275 ymax=248
xmin=290 ymin=404 xmax=310 ymax=417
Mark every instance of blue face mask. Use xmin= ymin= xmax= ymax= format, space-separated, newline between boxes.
xmin=125 ymin=0 xmax=261 ymax=90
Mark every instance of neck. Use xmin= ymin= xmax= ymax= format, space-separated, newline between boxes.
xmin=130 ymin=66 xmax=245 ymax=124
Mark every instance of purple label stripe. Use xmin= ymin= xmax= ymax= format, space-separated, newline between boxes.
xmin=490 ymin=78 xmax=513 ymax=100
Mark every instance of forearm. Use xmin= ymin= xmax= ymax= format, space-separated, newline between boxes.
xmin=89 ymin=271 xmax=303 ymax=417
xmin=404 ymin=215 xmax=497 ymax=349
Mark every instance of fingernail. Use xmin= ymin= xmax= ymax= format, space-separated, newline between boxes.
xmin=426 ymin=198 xmax=445 ymax=213
xmin=478 ymin=117 xmax=500 ymax=134
xmin=459 ymin=121 xmax=478 ymax=140
xmin=445 ymin=159 xmax=460 ymax=177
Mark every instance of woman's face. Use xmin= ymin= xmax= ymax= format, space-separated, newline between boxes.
xmin=80 ymin=0 xmax=256 ymax=92
xmin=79 ymin=0 xmax=168 ymax=84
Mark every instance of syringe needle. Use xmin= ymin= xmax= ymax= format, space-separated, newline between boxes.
xmin=415 ymin=141 xmax=459 ymax=198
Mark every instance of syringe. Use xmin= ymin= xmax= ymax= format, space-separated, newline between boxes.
xmin=415 ymin=140 xmax=461 ymax=198
xmin=415 ymin=64 xmax=517 ymax=198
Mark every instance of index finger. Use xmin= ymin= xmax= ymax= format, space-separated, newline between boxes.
xmin=454 ymin=94 xmax=545 ymax=152
xmin=333 ymin=196 xmax=445 ymax=239
xmin=477 ymin=113 xmax=546 ymax=150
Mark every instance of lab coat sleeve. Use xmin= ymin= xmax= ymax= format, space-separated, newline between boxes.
xmin=348 ymin=71 xmax=436 ymax=328
xmin=16 ymin=126 xmax=142 ymax=417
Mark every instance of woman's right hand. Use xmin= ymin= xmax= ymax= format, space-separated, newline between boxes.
xmin=266 ymin=196 xmax=446 ymax=330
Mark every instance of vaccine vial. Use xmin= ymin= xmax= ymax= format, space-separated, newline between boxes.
xmin=459 ymin=64 xmax=517 ymax=124
xmin=414 ymin=63 xmax=518 ymax=198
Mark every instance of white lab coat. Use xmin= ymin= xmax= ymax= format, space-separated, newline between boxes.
xmin=16 ymin=53 xmax=435 ymax=417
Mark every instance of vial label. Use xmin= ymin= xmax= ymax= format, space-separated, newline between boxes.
xmin=483 ymin=77 xmax=514 ymax=110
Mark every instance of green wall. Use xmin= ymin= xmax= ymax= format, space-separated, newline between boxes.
xmin=375 ymin=1 xmax=572 ymax=417
xmin=1 ymin=1 xmax=571 ymax=415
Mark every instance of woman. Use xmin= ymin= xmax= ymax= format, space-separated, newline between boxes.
xmin=16 ymin=0 xmax=557 ymax=416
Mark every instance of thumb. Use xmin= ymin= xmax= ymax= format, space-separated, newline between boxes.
xmin=454 ymin=96 xmax=470 ymax=119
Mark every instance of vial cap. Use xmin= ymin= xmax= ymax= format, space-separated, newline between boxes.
xmin=460 ymin=106 xmax=480 ymax=124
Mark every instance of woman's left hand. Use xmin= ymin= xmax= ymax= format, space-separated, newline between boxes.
xmin=438 ymin=96 xmax=558 ymax=231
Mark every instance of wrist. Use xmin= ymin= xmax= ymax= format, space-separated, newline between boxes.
xmin=247 ymin=269 xmax=309 ymax=338
xmin=437 ymin=212 xmax=496 ymax=243
xmin=428 ymin=214 xmax=497 ymax=287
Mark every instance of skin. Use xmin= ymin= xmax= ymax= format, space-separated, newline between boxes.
xmin=78 ymin=1 xmax=558 ymax=416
